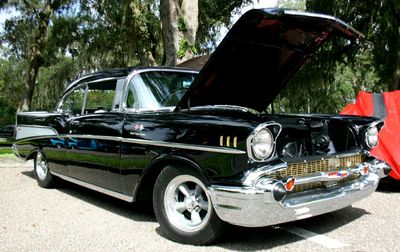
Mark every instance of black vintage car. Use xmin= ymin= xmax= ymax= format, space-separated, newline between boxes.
xmin=13 ymin=9 xmax=390 ymax=245
xmin=0 ymin=125 xmax=15 ymax=140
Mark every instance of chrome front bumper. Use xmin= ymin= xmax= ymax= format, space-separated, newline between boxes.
xmin=208 ymin=159 xmax=390 ymax=227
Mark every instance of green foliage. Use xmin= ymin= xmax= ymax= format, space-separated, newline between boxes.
xmin=177 ymin=38 xmax=189 ymax=59
xmin=0 ymin=57 xmax=27 ymax=125
xmin=32 ymin=56 xmax=77 ymax=111
xmin=0 ymin=148 xmax=13 ymax=155
xmin=178 ymin=16 xmax=187 ymax=32
xmin=306 ymin=0 xmax=400 ymax=90
xmin=1 ymin=0 xmax=396 ymax=115
xmin=272 ymin=0 xmax=395 ymax=114
xmin=75 ymin=0 xmax=162 ymax=68
xmin=4 ymin=0 xmax=250 ymax=112
xmin=197 ymin=0 xmax=252 ymax=53
xmin=277 ymin=0 xmax=306 ymax=10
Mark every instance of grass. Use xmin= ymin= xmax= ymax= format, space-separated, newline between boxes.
xmin=0 ymin=147 xmax=14 ymax=158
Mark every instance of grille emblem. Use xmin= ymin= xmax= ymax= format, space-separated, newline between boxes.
xmin=328 ymin=171 xmax=349 ymax=178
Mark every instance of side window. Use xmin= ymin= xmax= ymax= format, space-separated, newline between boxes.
xmin=126 ymin=87 xmax=136 ymax=109
xmin=59 ymin=80 xmax=119 ymax=116
xmin=85 ymin=81 xmax=116 ymax=113
xmin=60 ymin=85 xmax=86 ymax=116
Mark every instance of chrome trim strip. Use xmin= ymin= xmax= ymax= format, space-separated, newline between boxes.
xmin=15 ymin=133 xmax=245 ymax=155
xmin=122 ymin=68 xmax=198 ymax=111
xmin=121 ymin=137 xmax=246 ymax=154
xmin=66 ymin=134 xmax=245 ymax=154
xmin=87 ymin=77 xmax=123 ymax=84
xmin=50 ymin=171 xmax=134 ymax=202
xmin=66 ymin=134 xmax=120 ymax=142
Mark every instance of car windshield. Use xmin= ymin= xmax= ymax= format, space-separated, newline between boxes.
xmin=126 ymin=70 xmax=197 ymax=110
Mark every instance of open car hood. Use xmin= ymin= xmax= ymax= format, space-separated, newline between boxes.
xmin=176 ymin=8 xmax=363 ymax=112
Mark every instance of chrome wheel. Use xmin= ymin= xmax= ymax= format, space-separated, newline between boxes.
xmin=164 ymin=174 xmax=211 ymax=233
xmin=35 ymin=152 xmax=48 ymax=181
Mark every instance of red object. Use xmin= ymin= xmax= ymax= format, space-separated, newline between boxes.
xmin=341 ymin=91 xmax=400 ymax=180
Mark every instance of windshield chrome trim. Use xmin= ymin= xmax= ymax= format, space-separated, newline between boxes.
xmin=121 ymin=68 xmax=199 ymax=112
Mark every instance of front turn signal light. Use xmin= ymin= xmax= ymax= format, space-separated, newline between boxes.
xmin=362 ymin=165 xmax=369 ymax=175
xmin=284 ymin=177 xmax=296 ymax=191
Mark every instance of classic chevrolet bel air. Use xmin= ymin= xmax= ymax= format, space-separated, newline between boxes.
xmin=13 ymin=9 xmax=391 ymax=245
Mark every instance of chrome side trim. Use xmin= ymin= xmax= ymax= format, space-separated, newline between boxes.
xmin=121 ymin=137 xmax=246 ymax=154
xmin=15 ymin=133 xmax=245 ymax=155
xmin=66 ymin=134 xmax=245 ymax=154
xmin=66 ymin=134 xmax=121 ymax=141
xmin=50 ymin=171 xmax=134 ymax=202
xmin=15 ymin=125 xmax=58 ymax=141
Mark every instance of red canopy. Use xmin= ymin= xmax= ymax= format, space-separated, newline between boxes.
xmin=341 ymin=91 xmax=400 ymax=180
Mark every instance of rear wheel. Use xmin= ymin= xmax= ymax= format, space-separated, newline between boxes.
xmin=153 ymin=165 xmax=225 ymax=245
xmin=34 ymin=151 xmax=55 ymax=188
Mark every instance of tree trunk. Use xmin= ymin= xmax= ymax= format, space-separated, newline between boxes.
xmin=18 ymin=0 xmax=53 ymax=112
xmin=389 ymin=48 xmax=400 ymax=91
xmin=160 ymin=0 xmax=198 ymax=66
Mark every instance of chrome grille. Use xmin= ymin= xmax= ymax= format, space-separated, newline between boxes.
xmin=269 ymin=154 xmax=366 ymax=193
xmin=271 ymin=154 xmax=365 ymax=179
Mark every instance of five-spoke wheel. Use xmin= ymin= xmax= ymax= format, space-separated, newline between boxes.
xmin=164 ymin=175 xmax=211 ymax=233
xmin=153 ymin=165 xmax=225 ymax=245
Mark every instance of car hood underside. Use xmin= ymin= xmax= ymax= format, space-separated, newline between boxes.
xmin=176 ymin=8 xmax=363 ymax=112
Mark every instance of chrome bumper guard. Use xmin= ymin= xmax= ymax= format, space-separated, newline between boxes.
xmin=11 ymin=143 xmax=21 ymax=158
xmin=208 ymin=159 xmax=390 ymax=227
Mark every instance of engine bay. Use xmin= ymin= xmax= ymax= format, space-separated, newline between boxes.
xmin=275 ymin=117 xmax=358 ymax=159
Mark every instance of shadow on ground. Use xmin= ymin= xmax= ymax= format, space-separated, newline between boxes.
xmin=21 ymin=169 xmax=372 ymax=250
xmin=377 ymin=177 xmax=400 ymax=193
xmin=21 ymin=170 xmax=156 ymax=223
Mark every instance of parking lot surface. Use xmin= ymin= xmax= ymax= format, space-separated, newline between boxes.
xmin=1 ymin=158 xmax=399 ymax=251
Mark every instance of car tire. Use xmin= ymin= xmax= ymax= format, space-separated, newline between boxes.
xmin=153 ymin=165 xmax=226 ymax=245
xmin=34 ymin=151 xmax=55 ymax=188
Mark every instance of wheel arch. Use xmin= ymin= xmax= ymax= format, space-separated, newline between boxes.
xmin=133 ymin=154 xmax=207 ymax=201
xmin=26 ymin=148 xmax=40 ymax=161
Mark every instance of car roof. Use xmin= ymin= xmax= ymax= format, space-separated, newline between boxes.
xmin=63 ymin=66 xmax=197 ymax=95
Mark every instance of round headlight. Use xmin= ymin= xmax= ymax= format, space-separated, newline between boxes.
xmin=251 ymin=129 xmax=274 ymax=160
xmin=365 ymin=126 xmax=379 ymax=148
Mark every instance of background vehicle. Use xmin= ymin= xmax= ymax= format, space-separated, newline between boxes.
xmin=0 ymin=125 xmax=15 ymax=142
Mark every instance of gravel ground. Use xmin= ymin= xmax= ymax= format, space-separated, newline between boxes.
xmin=1 ymin=158 xmax=399 ymax=251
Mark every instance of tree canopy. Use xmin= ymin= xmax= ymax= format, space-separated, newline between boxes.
xmin=0 ymin=0 xmax=399 ymax=125
xmin=0 ymin=0 xmax=251 ymax=123
xmin=274 ymin=0 xmax=398 ymax=113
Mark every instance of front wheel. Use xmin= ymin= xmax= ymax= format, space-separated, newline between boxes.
xmin=153 ymin=165 xmax=225 ymax=245
xmin=34 ymin=151 xmax=55 ymax=188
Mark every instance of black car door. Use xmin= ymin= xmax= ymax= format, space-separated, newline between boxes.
xmin=64 ymin=79 xmax=125 ymax=193
xmin=67 ymin=113 xmax=123 ymax=192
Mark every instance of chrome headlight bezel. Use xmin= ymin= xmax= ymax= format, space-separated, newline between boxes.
xmin=246 ymin=122 xmax=281 ymax=162
xmin=364 ymin=125 xmax=379 ymax=149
